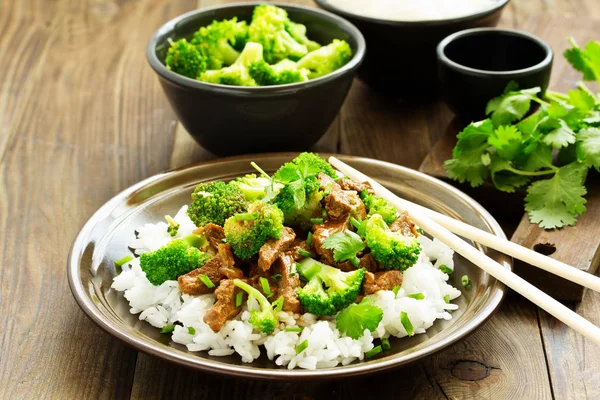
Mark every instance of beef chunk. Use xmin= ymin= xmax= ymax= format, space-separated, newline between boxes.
xmin=178 ymin=244 xmax=239 ymax=295
xmin=318 ymin=173 xmax=353 ymax=219
xmin=347 ymin=192 xmax=367 ymax=220
xmin=286 ymin=239 xmax=315 ymax=261
xmin=276 ymin=254 xmax=303 ymax=313
xmin=258 ymin=227 xmax=296 ymax=271
xmin=362 ymin=270 xmax=403 ymax=295
xmin=337 ymin=178 xmax=375 ymax=195
xmin=203 ymin=279 xmax=242 ymax=332
xmin=204 ymin=223 xmax=226 ymax=250
xmin=336 ymin=253 xmax=379 ymax=272
xmin=389 ymin=212 xmax=419 ymax=238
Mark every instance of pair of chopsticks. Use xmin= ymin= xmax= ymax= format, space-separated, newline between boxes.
xmin=328 ymin=157 xmax=600 ymax=344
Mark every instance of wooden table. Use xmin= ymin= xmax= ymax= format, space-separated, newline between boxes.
xmin=2 ymin=0 xmax=599 ymax=398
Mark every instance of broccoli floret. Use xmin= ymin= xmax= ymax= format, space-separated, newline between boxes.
xmin=233 ymin=279 xmax=283 ymax=333
xmin=248 ymin=4 xmax=308 ymax=64
xmin=187 ymin=181 xmax=247 ymax=227
xmin=297 ymin=258 xmax=365 ymax=316
xmin=297 ymin=39 xmax=352 ymax=79
xmin=365 ymin=214 xmax=421 ymax=271
xmin=228 ymin=174 xmax=271 ymax=201
xmin=285 ymin=21 xmax=321 ymax=52
xmin=198 ymin=41 xmax=263 ymax=86
xmin=249 ymin=59 xmax=309 ymax=85
xmin=190 ymin=18 xmax=248 ymax=69
xmin=140 ymin=234 xmax=209 ymax=285
xmin=165 ymin=38 xmax=207 ymax=79
xmin=272 ymin=153 xmax=337 ymax=227
xmin=361 ymin=192 xmax=398 ymax=224
xmin=224 ymin=201 xmax=284 ymax=259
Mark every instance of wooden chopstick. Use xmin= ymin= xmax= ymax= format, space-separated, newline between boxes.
xmin=328 ymin=157 xmax=600 ymax=293
xmin=329 ymin=157 xmax=600 ymax=344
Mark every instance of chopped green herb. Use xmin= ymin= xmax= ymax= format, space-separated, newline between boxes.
xmin=306 ymin=231 xmax=313 ymax=247
xmin=416 ymin=228 xmax=425 ymax=235
xmin=188 ymin=326 xmax=196 ymax=335
xmin=260 ymin=277 xmax=272 ymax=298
xmin=285 ymin=326 xmax=303 ymax=333
xmin=298 ymin=249 xmax=312 ymax=258
xmin=290 ymin=262 xmax=297 ymax=275
xmin=408 ymin=293 xmax=425 ymax=300
xmin=198 ymin=274 xmax=215 ymax=288
xmin=400 ymin=312 xmax=414 ymax=336
xmin=160 ymin=325 xmax=175 ymax=334
xmin=296 ymin=340 xmax=309 ymax=354
xmin=392 ymin=285 xmax=400 ymax=297
xmin=271 ymin=273 xmax=282 ymax=281
xmin=322 ymin=183 xmax=333 ymax=196
xmin=444 ymin=294 xmax=451 ymax=304
xmin=115 ymin=255 xmax=134 ymax=267
xmin=365 ymin=345 xmax=382 ymax=359
xmin=235 ymin=292 xmax=243 ymax=307
xmin=310 ymin=217 xmax=324 ymax=225
xmin=439 ymin=264 xmax=453 ymax=274
xmin=381 ymin=337 xmax=391 ymax=351
xmin=461 ymin=275 xmax=471 ymax=288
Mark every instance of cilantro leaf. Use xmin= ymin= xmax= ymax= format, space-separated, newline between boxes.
xmin=336 ymin=298 xmax=383 ymax=339
xmin=524 ymin=162 xmax=588 ymax=228
xmin=488 ymin=157 xmax=530 ymax=193
xmin=576 ymin=128 xmax=600 ymax=169
xmin=568 ymin=89 xmax=596 ymax=114
xmin=535 ymin=117 xmax=576 ymax=149
xmin=519 ymin=144 xmax=554 ymax=172
xmin=564 ymin=38 xmax=600 ymax=84
xmin=322 ymin=230 xmax=366 ymax=264
xmin=486 ymin=87 xmax=540 ymax=127
xmin=444 ymin=120 xmax=494 ymax=186
xmin=488 ymin=125 xmax=523 ymax=160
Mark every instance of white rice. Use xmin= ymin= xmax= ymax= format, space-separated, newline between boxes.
xmin=111 ymin=206 xmax=461 ymax=369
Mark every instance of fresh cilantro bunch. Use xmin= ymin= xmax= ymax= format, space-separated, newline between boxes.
xmin=444 ymin=39 xmax=600 ymax=229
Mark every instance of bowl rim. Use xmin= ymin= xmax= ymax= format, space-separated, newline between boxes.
xmin=314 ymin=0 xmax=509 ymax=26
xmin=67 ymin=153 xmax=511 ymax=380
xmin=146 ymin=2 xmax=366 ymax=93
xmin=437 ymin=27 xmax=554 ymax=77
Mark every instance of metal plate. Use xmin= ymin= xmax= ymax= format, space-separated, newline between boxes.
xmin=67 ymin=153 xmax=510 ymax=379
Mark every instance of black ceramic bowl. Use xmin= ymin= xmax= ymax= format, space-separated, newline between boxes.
xmin=315 ymin=0 xmax=507 ymax=96
xmin=437 ymin=28 xmax=553 ymax=121
xmin=147 ymin=2 xmax=365 ymax=156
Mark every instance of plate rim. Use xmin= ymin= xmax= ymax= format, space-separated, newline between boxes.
xmin=67 ymin=152 xmax=510 ymax=380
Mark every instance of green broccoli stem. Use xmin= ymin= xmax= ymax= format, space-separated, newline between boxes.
xmin=182 ymin=234 xmax=205 ymax=248
xmin=233 ymin=279 xmax=271 ymax=310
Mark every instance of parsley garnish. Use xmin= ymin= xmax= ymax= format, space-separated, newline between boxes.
xmin=322 ymin=230 xmax=366 ymax=267
xmin=336 ymin=298 xmax=383 ymax=339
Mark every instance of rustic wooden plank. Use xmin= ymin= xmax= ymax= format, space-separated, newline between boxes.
xmin=0 ymin=0 xmax=199 ymax=397
xmin=539 ymin=290 xmax=600 ymax=399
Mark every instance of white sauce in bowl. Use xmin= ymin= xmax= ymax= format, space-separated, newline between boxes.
xmin=325 ymin=0 xmax=501 ymax=22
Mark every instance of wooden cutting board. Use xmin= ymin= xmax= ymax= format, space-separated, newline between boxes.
xmin=420 ymin=118 xmax=600 ymax=301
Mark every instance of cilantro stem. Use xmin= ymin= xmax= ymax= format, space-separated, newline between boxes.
xmin=350 ymin=256 xmax=360 ymax=268
xmin=198 ymin=274 xmax=215 ymax=288
xmin=235 ymin=292 xmax=243 ymax=307
xmin=298 ymin=249 xmax=312 ymax=258
xmin=505 ymin=165 xmax=558 ymax=176
xmin=306 ymin=232 xmax=313 ymax=247
xmin=545 ymin=90 xmax=569 ymax=102
xmin=250 ymin=161 xmax=271 ymax=180
xmin=260 ymin=277 xmax=272 ymax=298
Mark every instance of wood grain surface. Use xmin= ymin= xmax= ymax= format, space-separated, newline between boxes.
xmin=1 ymin=0 xmax=599 ymax=399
